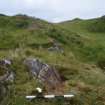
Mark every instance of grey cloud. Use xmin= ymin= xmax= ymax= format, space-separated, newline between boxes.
xmin=0 ymin=0 xmax=105 ymax=22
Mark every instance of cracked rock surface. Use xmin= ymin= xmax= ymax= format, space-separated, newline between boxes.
xmin=24 ymin=58 xmax=63 ymax=92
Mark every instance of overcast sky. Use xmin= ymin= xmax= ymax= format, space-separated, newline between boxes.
xmin=0 ymin=0 xmax=105 ymax=22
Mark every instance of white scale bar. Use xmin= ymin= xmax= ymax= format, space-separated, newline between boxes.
xmin=26 ymin=94 xmax=74 ymax=99
xmin=44 ymin=95 xmax=55 ymax=98
xmin=26 ymin=96 xmax=36 ymax=99
xmin=64 ymin=95 xmax=74 ymax=98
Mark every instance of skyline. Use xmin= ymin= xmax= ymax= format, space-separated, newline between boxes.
xmin=0 ymin=0 xmax=105 ymax=22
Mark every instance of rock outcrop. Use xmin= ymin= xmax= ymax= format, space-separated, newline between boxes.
xmin=48 ymin=41 xmax=64 ymax=53
xmin=24 ymin=58 xmax=63 ymax=93
xmin=0 ymin=59 xmax=15 ymax=83
xmin=0 ymin=59 xmax=15 ymax=103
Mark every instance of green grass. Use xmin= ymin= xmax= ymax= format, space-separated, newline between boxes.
xmin=0 ymin=14 xmax=105 ymax=105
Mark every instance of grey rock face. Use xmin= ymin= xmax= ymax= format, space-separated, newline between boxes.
xmin=0 ymin=59 xmax=15 ymax=83
xmin=24 ymin=58 xmax=44 ymax=77
xmin=24 ymin=58 xmax=62 ymax=89
xmin=48 ymin=46 xmax=64 ymax=53
xmin=5 ymin=72 xmax=15 ymax=83
xmin=0 ymin=59 xmax=11 ymax=67
xmin=48 ymin=42 xmax=64 ymax=53
xmin=0 ymin=59 xmax=14 ymax=104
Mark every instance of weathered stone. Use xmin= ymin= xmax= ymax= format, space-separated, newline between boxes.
xmin=5 ymin=72 xmax=15 ymax=83
xmin=0 ymin=59 xmax=15 ymax=83
xmin=48 ymin=46 xmax=64 ymax=53
xmin=24 ymin=58 xmax=62 ymax=90
xmin=48 ymin=41 xmax=64 ymax=53
xmin=0 ymin=59 xmax=11 ymax=67
xmin=0 ymin=59 xmax=14 ymax=103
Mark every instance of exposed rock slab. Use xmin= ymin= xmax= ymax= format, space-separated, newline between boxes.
xmin=24 ymin=58 xmax=63 ymax=92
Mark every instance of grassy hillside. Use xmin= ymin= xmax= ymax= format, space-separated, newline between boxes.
xmin=58 ymin=16 xmax=105 ymax=63
xmin=0 ymin=14 xmax=105 ymax=105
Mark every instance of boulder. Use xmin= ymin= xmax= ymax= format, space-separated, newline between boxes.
xmin=24 ymin=58 xmax=62 ymax=90
xmin=0 ymin=59 xmax=15 ymax=103
xmin=0 ymin=59 xmax=15 ymax=83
